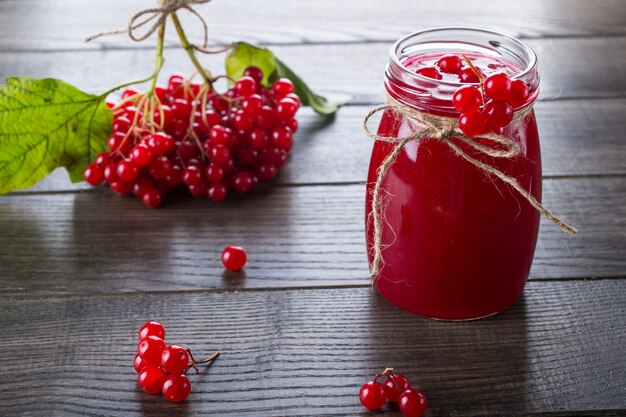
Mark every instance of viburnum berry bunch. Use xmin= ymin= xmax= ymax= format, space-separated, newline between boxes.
xmin=450 ymin=56 xmax=530 ymax=137
xmin=0 ymin=1 xmax=336 ymax=197
xmin=359 ymin=368 xmax=427 ymax=417
xmin=83 ymin=68 xmax=300 ymax=207
xmin=134 ymin=320 xmax=220 ymax=403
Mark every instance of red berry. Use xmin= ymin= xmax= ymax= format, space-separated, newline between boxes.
xmin=83 ymin=163 xmax=104 ymax=186
xmin=485 ymin=100 xmax=514 ymax=128
xmin=235 ymin=146 xmax=259 ymax=166
xmin=272 ymin=78 xmax=294 ymax=99
xmin=222 ymin=245 xmax=247 ymax=271
xmin=155 ymin=86 xmax=168 ymax=103
xmin=209 ymin=125 xmax=234 ymax=146
xmin=415 ymin=66 xmax=442 ymax=80
xmin=103 ymin=162 xmax=119 ymax=184
xmin=204 ymin=163 xmax=224 ymax=183
xmin=284 ymin=118 xmax=298 ymax=133
xmin=133 ymin=354 xmax=147 ymax=373
xmin=505 ymin=79 xmax=530 ymax=108
xmin=244 ymin=66 xmax=263 ymax=84
xmin=210 ymin=95 xmax=230 ymax=114
xmin=148 ymin=157 xmax=173 ymax=180
xmin=383 ymin=374 xmax=411 ymax=403
xmin=459 ymin=67 xmax=481 ymax=83
xmin=284 ymin=93 xmax=301 ymax=107
xmin=95 ymin=152 xmax=110 ymax=168
xmin=484 ymin=73 xmax=511 ymax=101
xmin=138 ymin=364 xmax=167 ymax=395
xmin=231 ymin=171 xmax=257 ymax=193
xmin=242 ymin=94 xmax=263 ymax=118
xmin=276 ymin=98 xmax=298 ymax=121
xmin=161 ymin=345 xmax=189 ymax=374
xmin=256 ymin=105 xmax=278 ymax=129
xmin=122 ymin=88 xmax=139 ymax=100
xmin=235 ymin=76 xmax=258 ymax=97
xmin=233 ymin=111 xmax=255 ymax=131
xmin=146 ymin=132 xmax=175 ymax=156
xmin=436 ymin=54 xmax=463 ymax=74
xmin=207 ymin=183 xmax=228 ymax=202
xmin=168 ymin=74 xmax=185 ymax=94
xmin=183 ymin=166 xmax=203 ymax=186
xmin=458 ymin=110 xmax=487 ymax=136
xmin=142 ymin=188 xmax=162 ymax=208
xmin=138 ymin=335 xmax=166 ymax=365
xmin=359 ymin=381 xmax=387 ymax=411
xmin=110 ymin=180 xmax=133 ymax=195
xmin=248 ymin=128 xmax=269 ymax=149
xmin=187 ymin=182 xmax=208 ymax=197
xmin=270 ymin=126 xmax=293 ymax=150
xmin=108 ymin=132 xmax=131 ymax=153
xmin=171 ymin=98 xmax=192 ymax=122
xmin=133 ymin=177 xmax=154 ymax=198
xmin=210 ymin=145 xmax=232 ymax=166
xmin=116 ymin=159 xmax=139 ymax=182
xmin=178 ymin=141 xmax=201 ymax=162
xmin=260 ymin=147 xmax=288 ymax=167
xmin=256 ymin=163 xmax=277 ymax=182
xmin=112 ymin=116 xmax=132 ymax=134
xmin=453 ymin=85 xmax=482 ymax=113
xmin=130 ymin=145 xmax=154 ymax=168
xmin=398 ymin=389 xmax=427 ymax=417
xmin=162 ymin=373 xmax=191 ymax=403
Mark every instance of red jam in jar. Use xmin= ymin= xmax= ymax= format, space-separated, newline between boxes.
xmin=365 ymin=28 xmax=541 ymax=320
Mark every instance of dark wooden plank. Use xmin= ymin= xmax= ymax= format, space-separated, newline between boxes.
xmin=18 ymin=98 xmax=626 ymax=193
xmin=1 ymin=0 xmax=626 ymax=51
xmin=2 ymin=38 xmax=626 ymax=105
xmin=1 ymin=177 xmax=624 ymax=294
xmin=0 ymin=280 xmax=624 ymax=416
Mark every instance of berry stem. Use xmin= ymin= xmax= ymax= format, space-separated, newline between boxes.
xmin=461 ymin=54 xmax=485 ymax=84
xmin=170 ymin=11 xmax=214 ymax=90
xmin=185 ymin=349 xmax=220 ymax=374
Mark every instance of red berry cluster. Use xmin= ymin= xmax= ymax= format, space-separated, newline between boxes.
xmin=359 ymin=368 xmax=427 ymax=417
xmin=83 ymin=67 xmax=300 ymax=207
xmin=134 ymin=321 xmax=219 ymax=402
xmin=413 ymin=54 xmax=531 ymax=137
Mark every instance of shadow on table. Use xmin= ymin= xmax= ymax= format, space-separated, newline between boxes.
xmin=361 ymin=291 xmax=529 ymax=416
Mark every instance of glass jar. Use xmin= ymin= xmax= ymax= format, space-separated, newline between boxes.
xmin=365 ymin=28 xmax=541 ymax=320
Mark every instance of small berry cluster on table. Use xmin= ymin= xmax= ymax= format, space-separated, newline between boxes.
xmin=360 ymin=368 xmax=427 ymax=417
xmin=134 ymin=321 xmax=219 ymax=403
xmin=83 ymin=67 xmax=300 ymax=208
xmin=415 ymin=54 xmax=530 ymax=137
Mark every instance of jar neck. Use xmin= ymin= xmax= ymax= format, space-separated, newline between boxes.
xmin=384 ymin=28 xmax=540 ymax=116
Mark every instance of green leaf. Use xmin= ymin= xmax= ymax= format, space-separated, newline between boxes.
xmin=271 ymin=58 xmax=338 ymax=116
xmin=225 ymin=42 xmax=339 ymax=116
xmin=225 ymin=42 xmax=276 ymax=87
xmin=0 ymin=77 xmax=112 ymax=194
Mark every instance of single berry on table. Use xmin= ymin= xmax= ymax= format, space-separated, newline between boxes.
xmin=222 ymin=245 xmax=247 ymax=271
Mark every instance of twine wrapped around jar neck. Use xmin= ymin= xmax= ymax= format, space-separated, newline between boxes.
xmin=363 ymin=95 xmax=577 ymax=281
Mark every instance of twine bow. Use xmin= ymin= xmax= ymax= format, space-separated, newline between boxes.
xmin=363 ymin=95 xmax=577 ymax=280
xmin=85 ymin=0 xmax=211 ymax=44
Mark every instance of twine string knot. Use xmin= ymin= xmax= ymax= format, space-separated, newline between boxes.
xmin=85 ymin=0 xmax=211 ymax=44
xmin=363 ymin=95 xmax=577 ymax=280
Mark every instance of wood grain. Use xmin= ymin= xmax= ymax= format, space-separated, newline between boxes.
xmin=0 ymin=0 xmax=625 ymax=51
xmin=2 ymin=38 xmax=626 ymax=104
xmin=0 ymin=280 xmax=624 ymax=416
xmin=17 ymin=98 xmax=626 ymax=193
xmin=1 ymin=177 xmax=624 ymax=294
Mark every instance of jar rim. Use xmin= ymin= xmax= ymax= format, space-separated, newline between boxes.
xmin=389 ymin=27 xmax=538 ymax=87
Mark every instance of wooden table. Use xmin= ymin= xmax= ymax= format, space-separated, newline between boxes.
xmin=1 ymin=1 xmax=625 ymax=415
